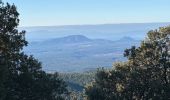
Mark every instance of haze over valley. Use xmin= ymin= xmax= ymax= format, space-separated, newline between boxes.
xmin=23 ymin=23 xmax=170 ymax=72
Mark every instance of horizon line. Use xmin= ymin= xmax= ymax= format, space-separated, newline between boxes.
xmin=19 ymin=21 xmax=170 ymax=28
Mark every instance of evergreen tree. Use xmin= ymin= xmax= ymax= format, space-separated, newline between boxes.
xmin=85 ymin=26 xmax=170 ymax=100
xmin=0 ymin=2 xmax=67 ymax=100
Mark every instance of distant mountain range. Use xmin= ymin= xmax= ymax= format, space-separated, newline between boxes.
xmin=45 ymin=35 xmax=92 ymax=44
xmin=22 ymin=23 xmax=170 ymax=72
xmin=24 ymin=35 xmax=140 ymax=72
xmin=21 ymin=22 xmax=170 ymax=42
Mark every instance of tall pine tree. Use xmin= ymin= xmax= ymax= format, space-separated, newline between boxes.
xmin=0 ymin=2 xmax=67 ymax=100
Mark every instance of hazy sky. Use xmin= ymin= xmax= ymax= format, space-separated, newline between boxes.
xmin=3 ymin=0 xmax=170 ymax=26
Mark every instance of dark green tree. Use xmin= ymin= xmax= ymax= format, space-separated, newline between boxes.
xmin=85 ymin=26 xmax=170 ymax=100
xmin=0 ymin=2 xmax=67 ymax=100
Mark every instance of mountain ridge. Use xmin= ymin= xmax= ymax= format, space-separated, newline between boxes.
xmin=30 ymin=35 xmax=137 ymax=45
xmin=25 ymin=35 xmax=140 ymax=72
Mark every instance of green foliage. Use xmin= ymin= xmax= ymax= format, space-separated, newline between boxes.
xmin=85 ymin=26 xmax=170 ymax=100
xmin=0 ymin=2 xmax=67 ymax=100
xmin=59 ymin=71 xmax=96 ymax=100
xmin=60 ymin=71 xmax=96 ymax=89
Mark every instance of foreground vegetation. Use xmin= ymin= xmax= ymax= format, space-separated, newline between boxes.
xmin=85 ymin=27 xmax=170 ymax=99
xmin=59 ymin=71 xmax=96 ymax=99
xmin=0 ymin=2 xmax=67 ymax=100
xmin=0 ymin=1 xmax=170 ymax=100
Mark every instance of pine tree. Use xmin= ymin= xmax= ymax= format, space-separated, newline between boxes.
xmin=0 ymin=2 xmax=67 ymax=100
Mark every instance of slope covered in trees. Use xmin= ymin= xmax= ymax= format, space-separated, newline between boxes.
xmin=85 ymin=26 xmax=170 ymax=100
xmin=0 ymin=2 xmax=67 ymax=100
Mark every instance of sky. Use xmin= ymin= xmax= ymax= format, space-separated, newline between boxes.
xmin=2 ymin=0 xmax=170 ymax=26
